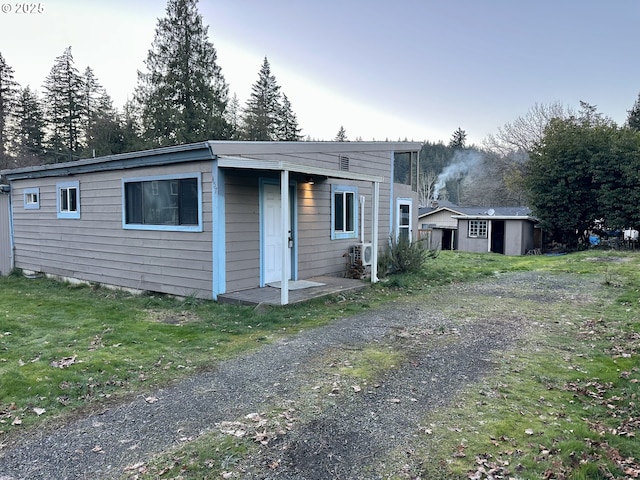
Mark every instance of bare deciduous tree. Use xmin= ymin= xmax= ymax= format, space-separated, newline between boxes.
xmin=484 ymin=102 xmax=574 ymax=156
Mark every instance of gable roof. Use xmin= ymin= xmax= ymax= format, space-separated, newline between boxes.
xmin=419 ymin=202 xmax=536 ymax=222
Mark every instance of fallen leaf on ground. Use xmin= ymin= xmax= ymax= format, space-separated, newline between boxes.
xmin=50 ymin=355 xmax=77 ymax=368
xmin=33 ymin=407 xmax=46 ymax=416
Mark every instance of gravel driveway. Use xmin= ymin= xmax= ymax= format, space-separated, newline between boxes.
xmin=0 ymin=271 xmax=600 ymax=479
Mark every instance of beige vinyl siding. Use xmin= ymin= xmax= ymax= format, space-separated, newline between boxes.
xmin=10 ymin=161 xmax=214 ymax=298
xmin=421 ymin=209 xmax=460 ymax=228
xmin=224 ymin=173 xmax=260 ymax=292
xmin=220 ymin=147 xmax=417 ymax=292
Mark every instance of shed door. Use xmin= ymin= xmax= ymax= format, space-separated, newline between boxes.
xmin=0 ymin=194 xmax=12 ymax=276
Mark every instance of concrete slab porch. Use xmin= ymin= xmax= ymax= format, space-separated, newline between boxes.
xmin=217 ymin=276 xmax=367 ymax=306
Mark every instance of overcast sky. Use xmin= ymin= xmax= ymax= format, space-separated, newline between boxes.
xmin=1 ymin=0 xmax=639 ymax=146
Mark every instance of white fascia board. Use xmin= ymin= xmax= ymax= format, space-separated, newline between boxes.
xmin=217 ymin=156 xmax=384 ymax=183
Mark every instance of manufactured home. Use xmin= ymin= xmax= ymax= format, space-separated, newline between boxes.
xmin=0 ymin=141 xmax=420 ymax=304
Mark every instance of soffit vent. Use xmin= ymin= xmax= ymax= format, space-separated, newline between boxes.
xmin=339 ymin=155 xmax=349 ymax=171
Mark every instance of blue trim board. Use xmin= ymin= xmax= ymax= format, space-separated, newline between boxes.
xmin=121 ymin=172 xmax=204 ymax=232
xmin=211 ymin=163 xmax=225 ymax=300
xmin=330 ymin=184 xmax=359 ymax=240
xmin=56 ymin=180 xmax=80 ymax=219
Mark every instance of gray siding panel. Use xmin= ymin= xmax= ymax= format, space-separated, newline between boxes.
xmin=10 ymin=162 xmax=214 ymax=298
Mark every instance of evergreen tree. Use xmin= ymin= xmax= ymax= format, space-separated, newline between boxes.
xmin=120 ymin=99 xmax=147 ymax=153
xmin=82 ymin=90 xmax=126 ymax=157
xmin=0 ymin=52 xmax=18 ymax=167
xmin=277 ymin=94 xmax=301 ymax=141
xmin=335 ymin=126 xmax=347 ymax=142
xmin=224 ymin=93 xmax=242 ymax=140
xmin=11 ymin=86 xmax=46 ymax=165
xmin=135 ymin=0 xmax=230 ymax=146
xmin=43 ymin=47 xmax=84 ymax=162
xmin=449 ymin=127 xmax=467 ymax=149
xmin=242 ymin=57 xmax=282 ymax=141
xmin=526 ymin=115 xmax=612 ymax=246
xmin=626 ymin=92 xmax=640 ymax=131
xmin=81 ymin=66 xmax=104 ymax=146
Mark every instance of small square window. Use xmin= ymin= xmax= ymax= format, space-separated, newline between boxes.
xmin=56 ymin=181 xmax=80 ymax=219
xmin=24 ymin=188 xmax=40 ymax=210
xmin=468 ymin=220 xmax=488 ymax=238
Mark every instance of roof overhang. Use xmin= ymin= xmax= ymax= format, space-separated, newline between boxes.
xmin=452 ymin=215 xmax=538 ymax=222
xmin=217 ymin=155 xmax=384 ymax=183
xmin=2 ymin=142 xmax=213 ymax=181
xmin=419 ymin=207 xmax=464 ymax=218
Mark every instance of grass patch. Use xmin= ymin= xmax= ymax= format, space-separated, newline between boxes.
xmin=2 ymin=250 xmax=640 ymax=479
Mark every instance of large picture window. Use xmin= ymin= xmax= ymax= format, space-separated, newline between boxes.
xmin=468 ymin=220 xmax=488 ymax=238
xmin=56 ymin=181 xmax=80 ymax=219
xmin=123 ymin=173 xmax=202 ymax=231
xmin=331 ymin=184 xmax=358 ymax=240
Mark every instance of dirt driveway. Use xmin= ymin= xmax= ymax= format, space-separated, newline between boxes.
xmin=0 ymin=271 xmax=601 ymax=479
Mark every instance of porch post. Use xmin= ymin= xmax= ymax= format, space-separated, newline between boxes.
xmin=280 ymin=169 xmax=290 ymax=305
xmin=487 ymin=219 xmax=492 ymax=252
xmin=371 ymin=181 xmax=380 ymax=283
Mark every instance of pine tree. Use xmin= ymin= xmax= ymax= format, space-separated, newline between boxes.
xmin=82 ymin=90 xmax=126 ymax=157
xmin=135 ymin=0 xmax=230 ymax=146
xmin=277 ymin=94 xmax=302 ymax=141
xmin=81 ymin=67 xmax=104 ymax=146
xmin=449 ymin=127 xmax=467 ymax=149
xmin=43 ymin=47 xmax=85 ymax=162
xmin=627 ymin=93 xmax=640 ymax=131
xmin=0 ymin=52 xmax=18 ymax=167
xmin=335 ymin=126 xmax=347 ymax=142
xmin=11 ymin=86 xmax=46 ymax=165
xmin=224 ymin=93 xmax=242 ymax=140
xmin=120 ymin=99 xmax=147 ymax=153
xmin=242 ymin=57 xmax=282 ymax=141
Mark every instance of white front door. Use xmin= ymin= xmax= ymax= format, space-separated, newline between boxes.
xmin=263 ymin=182 xmax=292 ymax=284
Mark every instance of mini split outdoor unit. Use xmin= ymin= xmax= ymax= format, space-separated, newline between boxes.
xmin=351 ymin=243 xmax=373 ymax=266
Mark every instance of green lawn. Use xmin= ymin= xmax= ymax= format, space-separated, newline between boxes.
xmin=1 ymin=250 xmax=639 ymax=479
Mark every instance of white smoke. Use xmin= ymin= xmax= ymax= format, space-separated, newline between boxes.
xmin=432 ymin=150 xmax=483 ymax=200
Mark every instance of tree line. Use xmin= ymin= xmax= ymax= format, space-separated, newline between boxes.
xmin=0 ymin=0 xmax=302 ymax=169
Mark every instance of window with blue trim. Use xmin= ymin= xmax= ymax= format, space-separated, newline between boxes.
xmin=123 ymin=173 xmax=202 ymax=231
xmin=331 ymin=184 xmax=358 ymax=240
xmin=56 ymin=181 xmax=80 ymax=219
xmin=24 ymin=187 xmax=40 ymax=209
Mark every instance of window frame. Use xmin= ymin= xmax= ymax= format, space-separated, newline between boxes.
xmin=331 ymin=184 xmax=358 ymax=240
xmin=468 ymin=219 xmax=488 ymax=238
xmin=393 ymin=151 xmax=418 ymax=192
xmin=56 ymin=181 xmax=80 ymax=219
xmin=122 ymin=172 xmax=203 ymax=232
xmin=23 ymin=187 xmax=40 ymax=210
xmin=396 ymin=197 xmax=413 ymax=243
